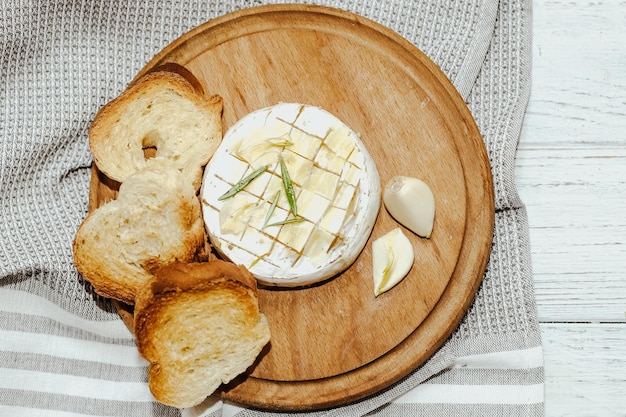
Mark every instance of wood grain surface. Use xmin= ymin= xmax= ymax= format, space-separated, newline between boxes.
xmin=90 ymin=4 xmax=494 ymax=411
xmin=516 ymin=1 xmax=626 ymax=415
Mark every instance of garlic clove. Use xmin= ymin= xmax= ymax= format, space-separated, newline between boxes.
xmin=372 ymin=228 xmax=414 ymax=296
xmin=383 ymin=176 xmax=435 ymax=238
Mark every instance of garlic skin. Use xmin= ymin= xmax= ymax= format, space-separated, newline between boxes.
xmin=372 ymin=228 xmax=414 ymax=296
xmin=383 ymin=176 xmax=435 ymax=238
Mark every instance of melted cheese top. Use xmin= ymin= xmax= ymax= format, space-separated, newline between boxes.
xmin=201 ymin=103 xmax=380 ymax=287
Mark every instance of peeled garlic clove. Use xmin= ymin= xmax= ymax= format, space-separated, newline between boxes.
xmin=372 ymin=228 xmax=414 ymax=296
xmin=383 ymin=176 xmax=435 ymax=238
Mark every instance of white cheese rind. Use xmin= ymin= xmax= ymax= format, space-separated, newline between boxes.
xmin=201 ymin=103 xmax=381 ymax=287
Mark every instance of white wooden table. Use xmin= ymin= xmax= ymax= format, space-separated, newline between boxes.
xmin=515 ymin=1 xmax=626 ymax=415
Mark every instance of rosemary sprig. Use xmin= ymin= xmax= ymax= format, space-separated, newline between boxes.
xmin=265 ymin=216 xmax=305 ymax=228
xmin=218 ymin=165 xmax=267 ymax=201
xmin=263 ymin=190 xmax=281 ymax=228
xmin=279 ymin=156 xmax=297 ymax=216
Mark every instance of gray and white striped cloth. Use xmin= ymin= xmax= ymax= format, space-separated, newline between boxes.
xmin=0 ymin=1 xmax=543 ymax=416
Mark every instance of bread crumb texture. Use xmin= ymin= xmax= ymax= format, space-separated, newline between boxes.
xmin=72 ymin=166 xmax=205 ymax=305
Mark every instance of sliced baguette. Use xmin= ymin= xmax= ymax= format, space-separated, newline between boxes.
xmin=134 ymin=261 xmax=271 ymax=408
xmin=89 ymin=63 xmax=223 ymax=190
xmin=73 ymin=166 xmax=205 ymax=305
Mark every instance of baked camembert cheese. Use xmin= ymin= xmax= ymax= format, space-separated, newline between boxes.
xmin=201 ymin=103 xmax=381 ymax=287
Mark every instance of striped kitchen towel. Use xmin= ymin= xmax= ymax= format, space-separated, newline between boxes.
xmin=0 ymin=0 xmax=543 ymax=416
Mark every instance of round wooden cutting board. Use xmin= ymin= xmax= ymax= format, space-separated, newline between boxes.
xmin=89 ymin=4 xmax=494 ymax=411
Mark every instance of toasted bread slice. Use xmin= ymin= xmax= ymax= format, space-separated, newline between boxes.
xmin=73 ymin=166 xmax=205 ymax=304
xmin=89 ymin=63 xmax=223 ymax=190
xmin=134 ymin=261 xmax=271 ymax=408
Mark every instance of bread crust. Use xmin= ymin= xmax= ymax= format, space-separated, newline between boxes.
xmin=144 ymin=260 xmax=259 ymax=298
xmin=135 ymin=62 xmax=206 ymax=95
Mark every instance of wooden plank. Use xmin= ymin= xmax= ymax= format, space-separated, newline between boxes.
xmin=516 ymin=144 xmax=626 ymax=322
xmin=521 ymin=0 xmax=626 ymax=147
xmin=541 ymin=323 xmax=626 ymax=416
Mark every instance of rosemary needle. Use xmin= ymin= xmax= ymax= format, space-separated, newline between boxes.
xmin=218 ymin=165 xmax=267 ymax=201
xmin=265 ymin=216 xmax=305 ymax=228
xmin=263 ymin=190 xmax=281 ymax=228
xmin=279 ymin=156 xmax=297 ymax=216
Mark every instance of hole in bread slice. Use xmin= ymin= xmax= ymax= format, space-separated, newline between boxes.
xmin=142 ymin=130 xmax=160 ymax=159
